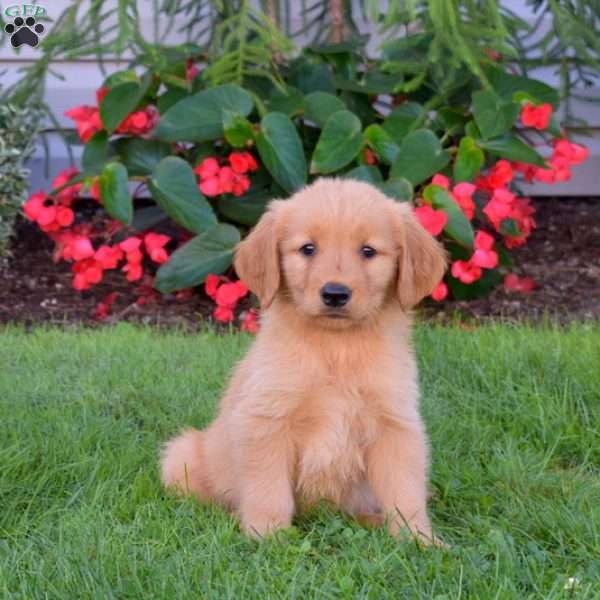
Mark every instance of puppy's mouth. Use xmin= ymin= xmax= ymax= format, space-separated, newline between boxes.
xmin=319 ymin=309 xmax=350 ymax=320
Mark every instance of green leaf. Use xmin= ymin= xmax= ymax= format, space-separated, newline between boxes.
xmin=382 ymin=102 xmax=424 ymax=143
xmin=153 ymin=84 xmax=254 ymax=142
xmin=424 ymin=184 xmax=474 ymax=247
xmin=311 ymin=110 xmax=362 ymax=174
xmin=102 ymin=68 xmax=138 ymax=88
xmin=465 ymin=120 xmax=481 ymax=139
xmin=333 ymin=71 xmax=401 ymax=94
xmin=112 ymin=138 xmax=172 ymax=176
xmin=157 ymin=87 xmax=190 ymax=114
xmin=363 ymin=124 xmax=400 ymax=164
xmin=288 ymin=60 xmax=336 ymax=94
xmin=485 ymin=66 xmax=559 ymax=106
xmin=82 ymin=131 xmax=111 ymax=175
xmin=448 ymin=268 xmax=502 ymax=300
xmin=218 ymin=188 xmax=272 ymax=226
xmin=256 ymin=112 xmax=307 ymax=194
xmin=453 ymin=137 xmax=484 ymax=182
xmin=343 ymin=165 xmax=383 ymax=183
xmin=304 ymin=92 xmax=346 ymax=128
xmin=472 ymin=90 xmax=519 ymax=140
xmin=149 ymin=157 xmax=217 ymax=233
xmin=479 ymin=135 xmax=546 ymax=167
xmin=100 ymin=76 xmax=151 ymax=132
xmin=377 ymin=177 xmax=413 ymax=202
xmin=111 ymin=206 xmax=168 ymax=242
xmin=267 ymin=86 xmax=305 ymax=117
xmin=222 ymin=111 xmax=255 ymax=148
xmin=154 ymin=224 xmax=241 ymax=293
xmin=390 ymin=129 xmax=450 ymax=185
xmin=99 ymin=163 xmax=132 ymax=225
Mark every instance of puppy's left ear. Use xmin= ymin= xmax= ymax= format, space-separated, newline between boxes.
xmin=393 ymin=203 xmax=448 ymax=309
xmin=234 ymin=201 xmax=283 ymax=308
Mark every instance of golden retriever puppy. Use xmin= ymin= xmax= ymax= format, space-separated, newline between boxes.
xmin=161 ymin=178 xmax=447 ymax=541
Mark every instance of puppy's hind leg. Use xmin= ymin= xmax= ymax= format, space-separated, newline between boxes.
xmin=341 ymin=480 xmax=385 ymax=529
xmin=161 ymin=428 xmax=213 ymax=500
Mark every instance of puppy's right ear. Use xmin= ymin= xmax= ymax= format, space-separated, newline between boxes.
xmin=234 ymin=202 xmax=282 ymax=308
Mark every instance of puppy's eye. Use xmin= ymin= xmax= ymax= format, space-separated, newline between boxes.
xmin=299 ymin=243 xmax=316 ymax=257
xmin=361 ymin=245 xmax=377 ymax=259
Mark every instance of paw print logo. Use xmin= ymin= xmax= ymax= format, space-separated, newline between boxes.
xmin=4 ymin=16 xmax=45 ymax=48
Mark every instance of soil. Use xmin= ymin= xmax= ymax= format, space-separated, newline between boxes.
xmin=1 ymin=197 xmax=599 ymax=327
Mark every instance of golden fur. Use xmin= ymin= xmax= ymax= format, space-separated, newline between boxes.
xmin=161 ymin=178 xmax=447 ymax=541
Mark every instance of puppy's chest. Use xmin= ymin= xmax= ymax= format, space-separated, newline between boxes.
xmin=292 ymin=386 xmax=379 ymax=504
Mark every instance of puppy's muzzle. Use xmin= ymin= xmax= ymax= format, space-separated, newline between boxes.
xmin=320 ymin=282 xmax=352 ymax=308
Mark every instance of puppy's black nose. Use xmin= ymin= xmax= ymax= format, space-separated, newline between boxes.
xmin=320 ymin=282 xmax=352 ymax=307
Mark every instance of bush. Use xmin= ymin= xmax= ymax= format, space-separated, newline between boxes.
xmin=22 ymin=38 xmax=589 ymax=322
xmin=0 ymin=104 xmax=41 ymax=256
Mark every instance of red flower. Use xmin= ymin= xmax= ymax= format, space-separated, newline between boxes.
xmin=363 ymin=148 xmax=377 ymax=165
xmin=186 ymin=58 xmax=200 ymax=81
xmin=451 ymin=260 xmax=482 ymax=284
xmin=56 ymin=207 xmax=75 ymax=227
xmin=207 ymin=276 xmax=249 ymax=322
xmin=51 ymin=167 xmax=82 ymax=205
xmin=205 ymin=274 xmax=222 ymax=300
xmin=471 ymin=230 xmax=498 ymax=269
xmin=214 ymin=305 xmax=235 ymax=323
xmin=431 ymin=174 xmax=450 ymax=189
xmin=414 ymin=205 xmax=448 ymax=236
xmin=119 ymin=237 xmax=142 ymax=253
xmin=65 ymin=105 xmax=103 ymax=143
xmin=71 ymin=236 xmax=95 ymax=261
xmin=219 ymin=166 xmax=250 ymax=197
xmin=229 ymin=152 xmax=258 ymax=174
xmin=520 ymin=102 xmax=553 ymax=130
xmin=452 ymin=182 xmax=476 ymax=220
xmin=199 ymin=176 xmax=221 ymax=197
xmin=512 ymin=161 xmax=538 ymax=183
xmin=483 ymin=188 xmax=514 ymax=229
xmin=240 ymin=308 xmax=260 ymax=334
xmin=431 ymin=281 xmax=448 ymax=302
xmin=123 ymin=262 xmax=143 ymax=282
xmin=195 ymin=157 xmax=220 ymax=180
xmin=553 ymin=139 xmax=589 ymax=165
xmin=195 ymin=155 xmax=255 ymax=198
xmin=144 ymin=232 xmax=171 ymax=264
xmin=504 ymin=273 xmax=536 ymax=293
xmin=116 ymin=106 xmax=158 ymax=136
xmin=430 ymin=174 xmax=475 ymax=220
xmin=503 ymin=197 xmax=536 ymax=248
xmin=23 ymin=192 xmax=47 ymax=221
xmin=94 ymin=245 xmax=124 ymax=269
xmin=72 ymin=258 xmax=104 ymax=290
xmin=476 ymin=160 xmax=514 ymax=192
xmin=215 ymin=280 xmax=249 ymax=309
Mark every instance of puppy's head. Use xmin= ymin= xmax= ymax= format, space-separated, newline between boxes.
xmin=235 ymin=179 xmax=446 ymax=327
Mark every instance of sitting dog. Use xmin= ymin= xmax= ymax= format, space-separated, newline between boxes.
xmin=161 ymin=178 xmax=447 ymax=541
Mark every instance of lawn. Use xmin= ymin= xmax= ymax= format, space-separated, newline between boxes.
xmin=1 ymin=323 xmax=599 ymax=599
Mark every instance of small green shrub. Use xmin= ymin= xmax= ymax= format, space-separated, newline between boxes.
xmin=0 ymin=104 xmax=41 ymax=256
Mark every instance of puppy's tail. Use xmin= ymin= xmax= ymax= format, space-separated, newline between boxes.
xmin=160 ymin=428 xmax=212 ymax=500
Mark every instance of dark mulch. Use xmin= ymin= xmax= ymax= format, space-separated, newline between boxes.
xmin=433 ymin=197 xmax=600 ymax=323
xmin=1 ymin=197 xmax=599 ymax=327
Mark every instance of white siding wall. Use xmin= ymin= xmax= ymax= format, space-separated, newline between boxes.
xmin=2 ymin=0 xmax=598 ymax=194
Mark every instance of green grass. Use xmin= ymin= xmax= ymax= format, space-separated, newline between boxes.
xmin=1 ymin=323 xmax=599 ymax=599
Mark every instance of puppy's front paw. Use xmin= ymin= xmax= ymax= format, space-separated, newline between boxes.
xmin=241 ymin=512 xmax=291 ymax=539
